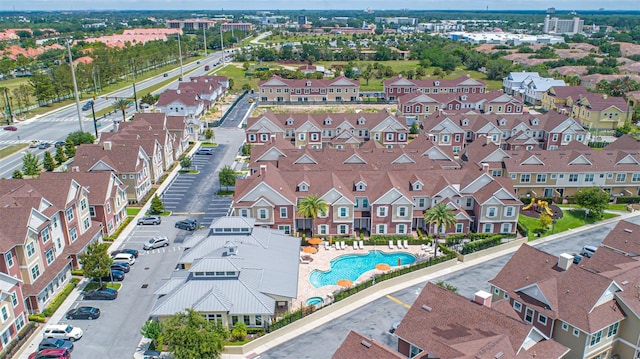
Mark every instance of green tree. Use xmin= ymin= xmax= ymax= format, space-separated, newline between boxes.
xmin=64 ymin=139 xmax=76 ymax=159
xmin=66 ymin=131 xmax=96 ymax=145
xmin=218 ymin=165 xmax=236 ymax=191
xmin=409 ymin=121 xmax=420 ymax=135
xmin=538 ymin=211 xmax=552 ymax=231
xmin=140 ymin=320 xmax=163 ymax=342
xmin=297 ymin=194 xmax=329 ymax=236
xmin=485 ymin=58 xmax=511 ymax=80
xmin=55 ymin=145 xmax=67 ymax=165
xmin=423 ymin=203 xmax=458 ymax=257
xmin=78 ymin=242 xmax=113 ymax=285
xmin=113 ymin=98 xmax=131 ymax=122
xmin=180 ymin=156 xmax=192 ymax=169
xmin=231 ymin=322 xmax=247 ymax=342
xmin=12 ymin=170 xmax=23 ymax=179
xmin=163 ymin=308 xmax=227 ymax=359
xmin=574 ymin=187 xmax=610 ymax=219
xmin=435 ymin=280 xmax=458 ymax=293
xmin=140 ymin=93 xmax=156 ymax=106
xmin=22 ymin=151 xmax=41 ymax=176
xmin=43 ymin=150 xmax=55 ymax=172
xmin=204 ymin=129 xmax=214 ymax=140
xmin=150 ymin=194 xmax=164 ymax=215
xmin=228 ymin=78 xmax=234 ymax=90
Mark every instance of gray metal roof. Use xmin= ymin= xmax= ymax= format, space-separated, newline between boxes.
xmin=189 ymin=258 xmax=241 ymax=273
xmin=209 ymin=216 xmax=255 ymax=230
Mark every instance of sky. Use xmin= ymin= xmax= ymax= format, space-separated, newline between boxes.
xmin=1 ymin=0 xmax=639 ymax=11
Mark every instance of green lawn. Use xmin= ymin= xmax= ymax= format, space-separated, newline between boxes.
xmin=83 ymin=282 xmax=122 ymax=291
xmin=200 ymin=142 xmax=219 ymax=147
xmin=519 ymin=209 xmax=618 ymax=240
xmin=556 ymin=203 xmax=630 ymax=212
xmin=0 ymin=144 xmax=27 ymax=159
xmin=126 ymin=207 xmax=141 ymax=216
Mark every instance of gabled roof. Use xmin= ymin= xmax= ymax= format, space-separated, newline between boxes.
xmin=156 ymin=89 xmax=202 ymax=107
xmin=74 ymin=143 xmax=149 ymax=174
xmin=601 ymin=220 xmax=640 ymax=256
xmin=258 ymin=75 xmax=359 ymax=88
xmin=333 ymin=331 xmax=404 ymax=359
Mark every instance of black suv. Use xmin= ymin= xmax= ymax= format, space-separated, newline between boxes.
xmin=175 ymin=219 xmax=197 ymax=230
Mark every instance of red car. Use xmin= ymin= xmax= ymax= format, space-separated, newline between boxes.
xmin=28 ymin=348 xmax=71 ymax=359
xmin=3 ymin=126 xmax=17 ymax=131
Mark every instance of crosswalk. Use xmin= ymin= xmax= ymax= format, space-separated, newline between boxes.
xmin=0 ymin=140 xmax=33 ymax=145
xmin=36 ymin=118 xmax=96 ymax=123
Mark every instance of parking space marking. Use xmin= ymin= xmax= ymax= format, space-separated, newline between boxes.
xmin=385 ymin=295 xmax=411 ymax=309
xmin=172 ymin=212 xmax=206 ymax=215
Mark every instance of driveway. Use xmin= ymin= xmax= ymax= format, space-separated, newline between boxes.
xmin=258 ymin=216 xmax=640 ymax=359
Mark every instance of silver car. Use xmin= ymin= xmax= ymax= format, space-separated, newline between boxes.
xmin=137 ymin=216 xmax=161 ymax=225
xmin=143 ymin=236 xmax=169 ymax=250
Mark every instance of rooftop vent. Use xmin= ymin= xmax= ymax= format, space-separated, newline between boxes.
xmin=621 ymin=280 xmax=629 ymax=285
xmin=421 ymin=304 xmax=432 ymax=312
xmin=624 ymin=228 xmax=633 ymax=233
xmin=495 ymin=352 xmax=504 ymax=359
xmin=360 ymin=340 xmax=372 ymax=348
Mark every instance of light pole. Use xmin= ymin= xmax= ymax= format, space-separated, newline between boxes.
xmin=89 ymin=100 xmax=98 ymax=138
xmin=203 ymin=26 xmax=207 ymax=57
xmin=66 ymin=38 xmax=84 ymax=132
xmin=3 ymin=88 xmax=12 ymax=124
xmin=220 ymin=25 xmax=225 ymax=65
xmin=177 ymin=32 xmax=184 ymax=80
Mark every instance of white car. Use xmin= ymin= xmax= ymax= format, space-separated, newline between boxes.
xmin=143 ymin=236 xmax=169 ymax=250
xmin=111 ymin=252 xmax=135 ymax=265
xmin=43 ymin=324 xmax=83 ymax=342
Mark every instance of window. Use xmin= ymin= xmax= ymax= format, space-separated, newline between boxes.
xmin=524 ymin=308 xmax=534 ymax=324
xmin=26 ymin=242 xmax=35 ymax=257
xmin=377 ymin=206 xmax=387 ymax=217
xmin=536 ymin=174 xmax=547 ymax=183
xmin=0 ymin=329 xmax=9 ymax=346
xmin=569 ymin=174 xmax=579 ymax=182
xmin=41 ymin=227 xmax=50 ymax=243
xmin=258 ymin=209 xmax=268 ymax=220
xmin=520 ymin=174 xmax=531 ymax=183
xmin=573 ymin=328 xmax=580 ymax=337
xmin=255 ymin=315 xmax=263 ymax=326
xmin=244 ymin=315 xmax=251 ymax=325
xmin=83 ymin=218 xmax=90 ymax=230
xmin=10 ymin=292 xmax=17 ymax=308
xmin=504 ymin=206 xmax=515 ymax=217
xmin=585 ymin=174 xmax=595 ymax=182
xmin=70 ymin=227 xmax=77 ymax=242
xmin=239 ymin=209 xmax=249 ymax=217
xmin=466 ymin=198 xmax=473 ymax=207
xmin=377 ymin=224 xmax=386 ymax=234
xmin=52 ymin=217 xmax=57 ymax=228
xmin=248 ymin=134 xmax=256 ymax=142
xmin=589 ymin=329 xmax=603 ymax=346
xmin=0 ymin=307 xmax=7 ymax=322
xmin=632 ymin=173 xmax=640 ymax=182
xmin=80 ymin=198 xmax=87 ymax=211
xmin=607 ymin=322 xmax=619 ymax=337
xmin=492 ymin=169 xmax=502 ymax=177
xmin=562 ymin=322 xmax=569 ymax=331
xmin=106 ymin=203 xmax=111 ymax=214
xmin=483 ymin=223 xmax=492 ymax=233
xmin=513 ymin=300 xmax=522 ymax=312
xmin=231 ymin=316 xmax=238 ymax=325
xmin=277 ymin=225 xmax=290 ymax=235
xmin=338 ymin=225 xmax=348 ymax=234
xmin=31 ymin=265 xmax=40 ymax=280
xmin=455 ymin=223 xmax=464 ymax=233
xmin=338 ymin=207 xmax=348 ymax=218
xmin=397 ymin=206 xmax=407 ymax=217
xmin=45 ymin=249 xmax=54 ymax=265
xmin=397 ymin=224 xmax=406 ymax=234
xmin=14 ymin=314 xmax=24 ymax=331
xmin=501 ymin=223 xmax=511 ymax=233
xmin=537 ymin=313 xmax=547 ymax=325
xmin=318 ymin=225 xmax=328 ymax=235
xmin=280 ymin=207 xmax=287 ymax=218
xmin=89 ymin=206 xmax=96 ymax=217
xmin=486 ymin=207 xmax=497 ymax=217
xmin=417 ymin=198 xmax=425 ymax=208
xmin=552 ymin=134 xmax=558 ymax=142
xmin=616 ymin=173 xmax=627 ymax=182
xmin=65 ymin=207 xmax=74 ymax=222
xmin=494 ymin=287 xmax=500 ymax=295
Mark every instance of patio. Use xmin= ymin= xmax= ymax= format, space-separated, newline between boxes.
xmin=293 ymin=242 xmax=435 ymax=311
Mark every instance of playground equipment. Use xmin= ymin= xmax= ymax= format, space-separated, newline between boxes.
xmin=523 ymin=198 xmax=554 ymax=216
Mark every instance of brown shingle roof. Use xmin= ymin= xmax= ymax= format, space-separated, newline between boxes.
xmin=600 ymin=220 xmax=640 ymax=256
xmin=156 ymin=89 xmax=202 ymax=107
xmin=258 ymin=75 xmax=359 ymax=88
xmin=332 ymin=331 xmax=404 ymax=359
xmin=74 ymin=143 xmax=148 ymax=173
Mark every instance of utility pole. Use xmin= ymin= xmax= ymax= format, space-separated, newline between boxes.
xmin=203 ymin=26 xmax=207 ymax=57
xmin=177 ymin=32 xmax=184 ymax=80
xmin=3 ymin=88 xmax=12 ymax=124
xmin=90 ymin=101 xmax=98 ymax=138
xmin=220 ymin=25 xmax=225 ymax=65
xmin=133 ymin=83 xmax=139 ymax=112
xmin=92 ymin=67 xmax=97 ymax=98
xmin=66 ymin=38 xmax=84 ymax=132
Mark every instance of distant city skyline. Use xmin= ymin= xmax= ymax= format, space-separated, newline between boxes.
xmin=1 ymin=0 xmax=639 ymax=12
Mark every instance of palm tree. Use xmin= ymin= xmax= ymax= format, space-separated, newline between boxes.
xmin=113 ymin=98 xmax=131 ymax=122
xmin=423 ymin=203 xmax=458 ymax=257
xmin=297 ymin=194 xmax=329 ymax=237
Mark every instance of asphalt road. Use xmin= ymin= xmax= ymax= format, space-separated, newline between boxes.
xmin=258 ymin=216 xmax=640 ymax=359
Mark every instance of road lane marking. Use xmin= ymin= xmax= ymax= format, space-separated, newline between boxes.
xmin=172 ymin=212 xmax=206 ymax=215
xmin=386 ymin=295 xmax=411 ymax=309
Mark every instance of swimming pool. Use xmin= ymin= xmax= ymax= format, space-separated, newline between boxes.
xmin=306 ymin=297 xmax=323 ymax=306
xmin=309 ymin=250 xmax=416 ymax=288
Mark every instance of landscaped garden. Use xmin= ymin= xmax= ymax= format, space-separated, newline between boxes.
xmin=518 ymin=208 xmax=618 ymax=239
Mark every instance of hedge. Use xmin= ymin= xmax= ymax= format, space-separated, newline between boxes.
xmin=520 ymin=197 xmax=555 ymax=205
xmin=615 ymin=196 xmax=640 ymax=204
xmin=42 ymin=280 xmax=77 ymax=317
xmin=71 ymin=269 xmax=84 ymax=276
xmin=517 ymin=221 xmax=530 ymax=238
xmin=28 ymin=314 xmax=46 ymax=323
xmin=0 ymin=322 xmax=37 ymax=359
xmin=460 ymin=236 xmax=503 ymax=255
xmin=103 ymin=216 xmax=133 ymax=241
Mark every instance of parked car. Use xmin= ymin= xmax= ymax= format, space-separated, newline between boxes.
xmin=54 ymin=141 xmax=66 ymax=147
xmin=572 ymin=253 xmax=583 ymax=264
xmin=195 ymin=147 xmax=214 ymax=155
xmin=66 ymin=306 xmax=101 ymax=320
xmin=137 ymin=216 xmax=161 ymax=225
xmin=96 ymin=270 xmax=125 ymax=282
xmin=37 ymin=338 xmax=74 ymax=352
xmin=81 ymin=100 xmax=94 ymax=111
xmin=175 ymin=219 xmax=197 ymax=230
xmin=83 ymin=287 xmax=118 ymax=300
xmin=38 ymin=142 xmax=51 ymax=149
xmin=110 ymin=262 xmax=130 ymax=273
xmin=42 ymin=324 xmax=83 ymax=342
xmin=582 ymin=245 xmax=597 ymax=258
xmin=28 ymin=348 xmax=71 ymax=359
xmin=111 ymin=252 xmax=135 ymax=265
xmin=3 ymin=126 xmax=17 ymax=131
xmin=143 ymin=236 xmax=169 ymax=250
xmin=110 ymin=248 xmax=139 ymax=258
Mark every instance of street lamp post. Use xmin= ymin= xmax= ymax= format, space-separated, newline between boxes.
xmin=220 ymin=25 xmax=225 ymax=65
xmin=90 ymin=101 xmax=98 ymax=138
xmin=3 ymin=88 xmax=12 ymax=124
xmin=66 ymin=38 xmax=84 ymax=133
xmin=203 ymin=26 xmax=207 ymax=57
xmin=177 ymin=33 xmax=184 ymax=80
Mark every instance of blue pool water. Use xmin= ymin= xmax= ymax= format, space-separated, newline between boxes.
xmin=309 ymin=250 xmax=416 ymax=288
xmin=306 ymin=297 xmax=323 ymax=306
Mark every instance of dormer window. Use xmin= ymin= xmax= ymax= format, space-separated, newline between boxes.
xmin=461 ymin=95 xmax=467 ymax=101
xmin=357 ymin=118 xmax=365 ymax=125
xmin=434 ymin=81 xmax=440 ymax=86
xmin=356 ymin=182 xmax=367 ymax=191
xmin=499 ymin=119 xmax=506 ymax=126
xmin=532 ymin=119 xmax=539 ymax=125
xmin=462 ymin=119 xmax=469 ymax=126
xmin=306 ymin=81 xmax=311 ymax=87
xmin=298 ymin=183 xmax=309 ymax=192
xmin=286 ymin=119 xmax=294 ymax=125
xmin=324 ymin=118 xmax=332 ymax=125
xmin=413 ymin=182 xmax=422 ymax=190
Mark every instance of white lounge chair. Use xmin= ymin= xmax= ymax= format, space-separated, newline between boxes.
xmin=341 ymin=241 xmax=346 ymax=250
xmin=359 ymin=240 xmax=364 ymax=250
xmin=421 ymin=244 xmax=429 ymax=251
xmin=388 ymin=240 xmax=394 ymax=249
xmin=324 ymin=242 xmax=331 ymax=251
xmin=353 ymin=242 xmax=358 ymax=250
xmin=397 ymin=240 xmax=402 ymax=249
xmin=403 ymin=240 xmax=409 ymax=249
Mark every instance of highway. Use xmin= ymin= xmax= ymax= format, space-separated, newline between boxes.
xmin=0 ymin=50 xmax=230 ymax=179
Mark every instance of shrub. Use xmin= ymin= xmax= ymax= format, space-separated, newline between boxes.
xmin=615 ymin=196 xmax=640 ymax=204
xmin=231 ymin=322 xmax=247 ymax=341
xmin=42 ymin=281 xmax=77 ymax=317
xmin=71 ymin=269 xmax=84 ymax=276
xmin=28 ymin=314 xmax=46 ymax=323
xmin=460 ymin=236 xmax=503 ymax=255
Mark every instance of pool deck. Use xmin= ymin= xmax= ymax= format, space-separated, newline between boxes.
xmin=294 ymin=243 xmax=436 ymax=310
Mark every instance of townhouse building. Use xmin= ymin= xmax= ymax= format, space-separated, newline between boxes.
xmin=541 ymin=85 xmax=590 ymax=113
xmin=0 ymin=273 xmax=26 ymax=354
xmin=397 ymin=90 xmax=522 ymax=120
xmin=156 ymin=89 xmax=205 ymax=119
xmin=523 ymin=77 xmax=566 ymax=105
xmin=423 ymin=111 xmax=589 ymax=152
xmin=503 ymin=71 xmax=542 ymax=96
xmin=383 ymin=75 xmax=485 ymax=101
xmin=73 ymin=142 xmax=152 ymax=203
xmin=40 ymin=172 xmax=128 ymax=237
xmin=0 ymin=178 xmax=102 ymax=314
xmin=570 ymin=93 xmax=630 ymax=130
xmin=181 ymin=75 xmax=228 ymax=103
xmin=99 ymin=133 xmax=164 ymax=184
xmin=128 ymin=112 xmax=186 ymax=161
xmin=257 ymin=76 xmax=360 ymax=103
xmin=245 ymin=109 xmax=409 ymax=149
xmin=489 ymin=241 xmax=640 ymax=359
xmin=232 ymin=137 xmax=521 ymax=236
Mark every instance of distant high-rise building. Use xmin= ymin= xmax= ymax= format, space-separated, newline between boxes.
xmin=298 ymin=15 xmax=307 ymax=26
xmin=543 ymin=16 xmax=584 ymax=35
xmin=546 ymin=7 xmax=556 ymax=14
